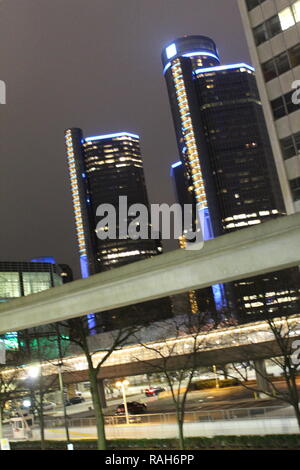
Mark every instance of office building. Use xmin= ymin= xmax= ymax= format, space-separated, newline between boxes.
xmin=238 ymin=0 xmax=300 ymax=213
xmin=65 ymin=129 xmax=171 ymax=329
xmin=65 ymin=129 xmax=162 ymax=277
xmin=163 ymin=35 xmax=300 ymax=321
xmin=0 ymin=260 xmax=65 ymax=352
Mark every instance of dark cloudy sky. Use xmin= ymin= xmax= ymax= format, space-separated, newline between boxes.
xmin=0 ymin=0 xmax=250 ymax=278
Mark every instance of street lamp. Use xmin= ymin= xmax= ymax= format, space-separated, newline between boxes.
xmin=26 ymin=365 xmax=41 ymax=416
xmin=56 ymin=361 xmax=70 ymax=443
xmin=27 ymin=365 xmax=40 ymax=379
xmin=23 ymin=399 xmax=31 ymax=409
xmin=116 ymin=379 xmax=130 ymax=425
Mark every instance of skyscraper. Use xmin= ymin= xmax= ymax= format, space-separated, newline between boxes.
xmin=162 ymin=36 xmax=222 ymax=240
xmin=163 ymin=35 xmax=300 ymax=321
xmin=65 ymin=129 xmax=162 ymax=278
xmin=65 ymin=129 xmax=171 ymax=329
xmin=170 ymin=161 xmax=220 ymax=317
xmin=238 ymin=0 xmax=300 ymax=214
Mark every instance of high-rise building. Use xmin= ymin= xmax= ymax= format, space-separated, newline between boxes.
xmin=65 ymin=129 xmax=162 ymax=277
xmin=170 ymin=161 xmax=221 ymax=317
xmin=162 ymin=36 xmax=222 ymax=240
xmin=163 ymin=35 xmax=300 ymax=321
xmin=65 ymin=129 xmax=171 ymax=329
xmin=238 ymin=0 xmax=300 ymax=214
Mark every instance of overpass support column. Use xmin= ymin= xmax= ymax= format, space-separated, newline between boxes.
xmin=97 ymin=379 xmax=107 ymax=408
xmin=67 ymin=383 xmax=77 ymax=399
xmin=254 ymin=359 xmax=271 ymax=397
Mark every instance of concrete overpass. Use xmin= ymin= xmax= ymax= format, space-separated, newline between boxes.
xmin=0 ymin=213 xmax=299 ymax=334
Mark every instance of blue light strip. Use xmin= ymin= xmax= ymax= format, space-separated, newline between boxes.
xmin=85 ymin=132 xmax=139 ymax=142
xmin=163 ymin=62 xmax=172 ymax=74
xmin=163 ymin=51 xmax=219 ymax=75
xmin=194 ymin=63 xmax=255 ymax=76
xmin=171 ymin=161 xmax=182 ymax=169
xmin=80 ymin=255 xmax=89 ymax=279
xmin=212 ymin=283 xmax=227 ymax=310
xmin=31 ymin=257 xmax=57 ymax=264
xmin=182 ymin=51 xmax=219 ymax=61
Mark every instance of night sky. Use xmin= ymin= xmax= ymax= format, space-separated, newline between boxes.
xmin=0 ymin=0 xmax=250 ymax=278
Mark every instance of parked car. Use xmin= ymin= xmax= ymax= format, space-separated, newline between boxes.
xmin=145 ymin=386 xmax=165 ymax=397
xmin=65 ymin=396 xmax=85 ymax=406
xmin=115 ymin=401 xmax=147 ymax=415
xmin=42 ymin=401 xmax=57 ymax=411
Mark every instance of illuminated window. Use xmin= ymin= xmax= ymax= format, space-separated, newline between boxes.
xmin=0 ymin=272 xmax=21 ymax=299
xmin=279 ymin=7 xmax=295 ymax=31
xmin=246 ymin=0 xmax=266 ymax=11
xmin=293 ymin=0 xmax=300 ymax=22
xmin=23 ymin=272 xmax=52 ymax=296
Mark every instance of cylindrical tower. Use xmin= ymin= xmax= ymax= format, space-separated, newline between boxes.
xmin=162 ymin=36 xmax=223 ymax=239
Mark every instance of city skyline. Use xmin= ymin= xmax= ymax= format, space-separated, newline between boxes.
xmin=0 ymin=1 xmax=300 ymax=453
xmin=0 ymin=0 xmax=251 ymax=277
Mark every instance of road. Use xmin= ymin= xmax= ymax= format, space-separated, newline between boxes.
xmin=48 ymin=383 xmax=291 ymax=420
xmin=4 ymin=396 xmax=298 ymax=442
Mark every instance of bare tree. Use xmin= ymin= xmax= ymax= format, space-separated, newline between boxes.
xmin=133 ymin=314 xmax=213 ymax=450
xmin=223 ymin=315 xmax=300 ymax=429
xmin=0 ymin=354 xmax=27 ymax=440
xmin=19 ymin=330 xmax=63 ymax=449
xmin=58 ymin=312 xmax=143 ymax=450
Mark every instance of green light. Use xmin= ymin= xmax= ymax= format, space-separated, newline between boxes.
xmin=0 ymin=333 xmax=18 ymax=350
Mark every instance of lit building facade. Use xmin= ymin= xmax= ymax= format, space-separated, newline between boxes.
xmin=193 ymin=62 xmax=286 ymax=230
xmin=0 ymin=260 xmax=63 ymax=303
xmin=164 ymin=35 xmax=300 ymax=321
xmin=238 ymin=0 xmax=300 ymax=213
xmin=163 ymin=36 xmax=222 ymax=240
xmin=170 ymin=160 xmax=220 ymax=317
xmin=65 ymin=129 xmax=171 ymax=329
xmin=65 ymin=129 xmax=162 ymax=277
xmin=0 ymin=260 xmax=64 ymax=350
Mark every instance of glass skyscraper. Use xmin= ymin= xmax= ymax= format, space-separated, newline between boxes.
xmin=65 ymin=129 xmax=171 ymax=329
xmin=65 ymin=129 xmax=162 ymax=277
xmin=163 ymin=35 xmax=300 ymax=321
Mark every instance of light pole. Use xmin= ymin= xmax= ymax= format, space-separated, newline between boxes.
xmin=57 ymin=361 xmax=70 ymax=443
xmin=55 ymin=326 xmax=70 ymax=443
xmin=23 ymin=365 xmax=41 ymax=440
xmin=27 ymin=365 xmax=40 ymax=414
xmin=0 ymin=407 xmax=3 ymax=442
xmin=116 ymin=380 xmax=129 ymax=425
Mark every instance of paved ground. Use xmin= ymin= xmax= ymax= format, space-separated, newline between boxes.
xmin=22 ymin=414 xmax=300 ymax=441
xmin=53 ymin=383 xmax=291 ymax=420
xmin=4 ymin=382 xmax=298 ymax=442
